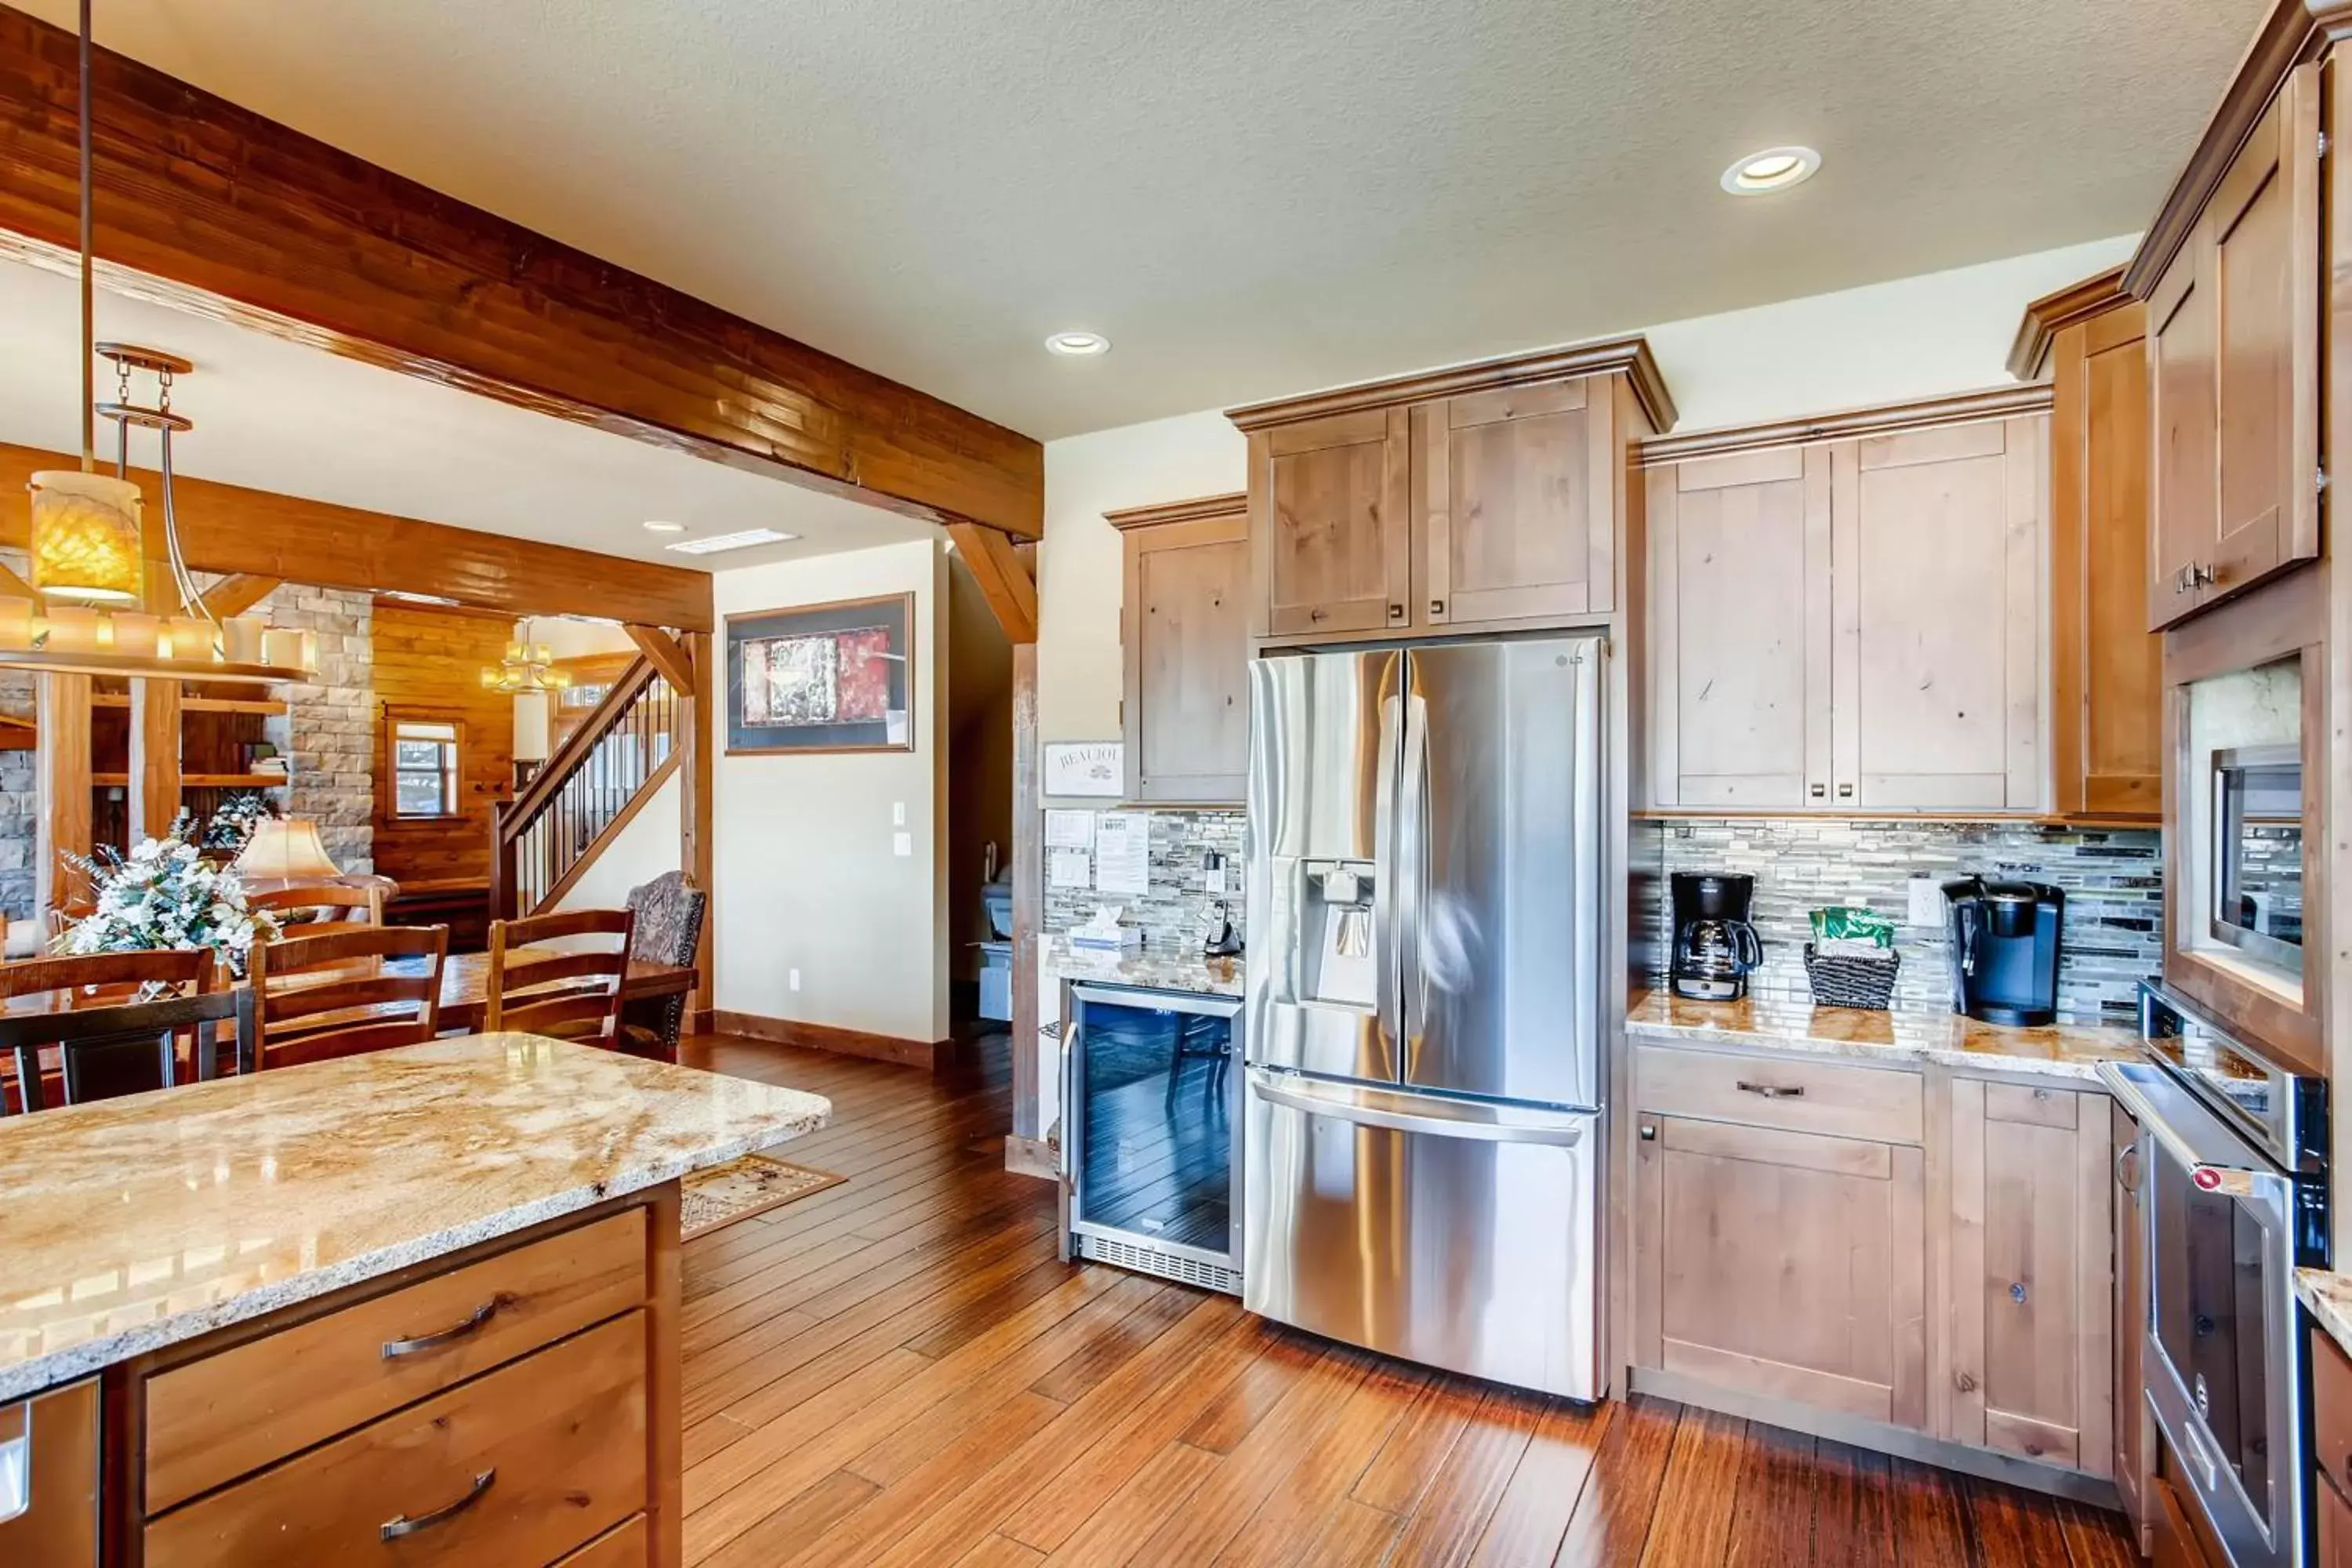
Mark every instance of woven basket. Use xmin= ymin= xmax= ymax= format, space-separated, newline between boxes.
xmin=1802 ymin=942 xmax=1900 ymax=1010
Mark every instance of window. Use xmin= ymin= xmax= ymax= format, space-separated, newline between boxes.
xmin=389 ymin=718 xmax=462 ymax=818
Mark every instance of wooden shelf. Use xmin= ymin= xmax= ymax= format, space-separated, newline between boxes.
xmin=93 ymin=772 xmax=289 ymax=789
xmin=90 ymin=693 xmax=289 ymax=716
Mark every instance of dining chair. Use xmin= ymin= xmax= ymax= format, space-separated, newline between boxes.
xmin=0 ymin=949 xmax=224 ymax=1110
xmin=485 ymin=909 xmax=635 ymax=1044
xmin=619 ymin=872 xmax=706 ymax=1062
xmin=0 ymin=989 xmax=256 ymax=1115
xmin=248 ymin=883 xmax=384 ymax=927
xmin=249 ymin=924 xmax=448 ymax=1070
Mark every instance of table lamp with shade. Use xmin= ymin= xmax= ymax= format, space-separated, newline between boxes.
xmin=234 ymin=817 xmax=342 ymax=881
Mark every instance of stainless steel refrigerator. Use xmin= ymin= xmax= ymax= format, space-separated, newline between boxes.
xmin=1241 ymin=637 xmax=1606 ymax=1400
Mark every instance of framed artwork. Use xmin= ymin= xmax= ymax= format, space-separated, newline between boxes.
xmin=726 ymin=593 xmax=915 ymax=754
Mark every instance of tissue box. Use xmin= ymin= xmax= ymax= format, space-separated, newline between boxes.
xmin=1069 ymin=927 xmax=1142 ymax=953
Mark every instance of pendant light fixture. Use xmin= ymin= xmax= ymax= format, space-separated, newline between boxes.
xmin=480 ymin=620 xmax=572 ymax=695
xmin=8 ymin=0 xmax=318 ymax=685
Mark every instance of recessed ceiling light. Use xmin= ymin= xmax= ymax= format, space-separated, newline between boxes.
xmin=1044 ymin=330 xmax=1111 ymax=357
xmin=664 ymin=527 xmax=798 ymax=556
xmin=1720 ymin=146 xmax=1821 ymax=195
xmin=641 ymin=520 xmax=686 ymax=534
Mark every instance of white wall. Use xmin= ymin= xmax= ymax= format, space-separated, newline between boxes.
xmin=710 ymin=537 xmax=950 ymax=1044
xmin=556 ymin=769 xmax=681 ymax=913
xmin=1033 ymin=235 xmax=2137 ymax=753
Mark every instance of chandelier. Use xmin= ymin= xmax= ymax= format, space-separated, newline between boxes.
xmin=481 ymin=624 xmax=572 ymax=695
xmin=9 ymin=0 xmax=317 ymax=686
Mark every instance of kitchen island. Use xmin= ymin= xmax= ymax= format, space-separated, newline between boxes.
xmin=0 ymin=1033 xmax=829 ymax=1566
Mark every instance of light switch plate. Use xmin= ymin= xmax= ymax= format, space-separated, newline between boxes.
xmin=1206 ymin=866 xmax=1229 ymax=895
xmin=1907 ymin=877 xmax=1944 ymax=928
xmin=892 ymin=801 xmax=907 ymax=827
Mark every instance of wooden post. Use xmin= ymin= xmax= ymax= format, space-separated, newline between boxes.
xmin=35 ymin=672 xmax=93 ymax=918
xmin=1009 ymin=643 xmax=1041 ymax=1146
xmin=682 ymin=630 xmax=715 ymax=1028
xmin=129 ymin=677 xmax=182 ymax=841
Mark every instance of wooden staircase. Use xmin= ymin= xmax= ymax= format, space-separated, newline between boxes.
xmin=491 ymin=655 xmax=681 ymax=918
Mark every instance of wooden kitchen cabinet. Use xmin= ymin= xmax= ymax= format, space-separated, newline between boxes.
xmin=0 ymin=1378 xmax=99 ymax=1566
xmin=1107 ymin=494 xmax=1250 ymax=804
xmin=1633 ymin=1112 xmax=1927 ymax=1429
xmin=1642 ymin=446 xmax=1832 ymax=809
xmin=1247 ymin=406 xmax=1412 ymax=640
xmin=1639 ymin=396 xmax=2046 ymax=815
xmin=2112 ymin=1097 xmax=2153 ymax=1553
xmin=2142 ymin=63 xmax=2323 ymax=630
xmin=1832 ymin=418 xmax=2045 ymax=811
xmin=1412 ymin=379 xmax=1610 ymax=626
xmin=1230 ymin=337 xmax=1674 ymax=647
xmin=2016 ymin=271 xmax=2162 ymax=821
xmin=1942 ymin=1077 xmax=2112 ymax=1475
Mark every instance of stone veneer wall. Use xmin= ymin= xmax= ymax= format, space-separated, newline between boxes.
xmin=259 ymin=584 xmax=376 ymax=874
xmin=1042 ymin=808 xmax=1247 ymax=957
xmin=1634 ymin=817 xmax=2165 ymax=1025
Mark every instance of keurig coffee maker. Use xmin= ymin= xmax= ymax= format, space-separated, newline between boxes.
xmin=1670 ymin=873 xmax=1762 ymax=1001
xmin=1942 ymin=877 xmax=2063 ymax=1026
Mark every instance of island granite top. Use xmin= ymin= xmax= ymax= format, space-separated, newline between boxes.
xmin=1628 ymin=989 xmax=2143 ymax=1082
xmin=0 ymin=1033 xmax=829 ymax=1403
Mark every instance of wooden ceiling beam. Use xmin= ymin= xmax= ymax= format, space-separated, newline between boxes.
xmin=946 ymin=521 xmax=1039 ymax=644
xmin=0 ymin=6 xmax=1043 ymax=540
xmin=0 ymin=443 xmax=713 ymax=631
xmin=197 ymin=574 xmax=283 ymax=620
xmin=626 ymin=625 xmax=697 ymax=696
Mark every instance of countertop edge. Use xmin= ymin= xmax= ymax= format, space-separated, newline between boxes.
xmin=0 ymin=1109 xmax=827 ymax=1405
xmin=1624 ymin=1018 xmax=2115 ymax=1083
xmin=2297 ymin=1269 xmax=2352 ymax=1363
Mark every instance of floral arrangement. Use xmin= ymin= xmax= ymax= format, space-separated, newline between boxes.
xmin=199 ymin=792 xmax=273 ymax=852
xmin=53 ymin=804 xmax=281 ymax=971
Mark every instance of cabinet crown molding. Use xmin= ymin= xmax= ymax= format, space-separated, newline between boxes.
xmin=1104 ymin=492 xmax=1248 ymax=532
xmin=1637 ymin=384 xmax=2052 ymax=466
xmin=2005 ymin=267 xmax=2132 ymax=381
xmin=1225 ymin=333 xmax=1676 ymax=435
xmin=2122 ymin=0 xmax=2352 ymax=298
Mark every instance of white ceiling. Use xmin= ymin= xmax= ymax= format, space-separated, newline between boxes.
xmin=0 ymin=255 xmax=935 ymax=573
xmin=16 ymin=0 xmax=2267 ymax=441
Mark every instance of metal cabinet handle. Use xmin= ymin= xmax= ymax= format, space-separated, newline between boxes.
xmin=1429 ymin=599 xmax=1446 ymax=617
xmin=1735 ymin=1081 xmax=1804 ymax=1099
xmin=381 ymin=1297 xmax=506 ymax=1359
xmin=1308 ymin=608 xmax=1329 ymax=622
xmin=1837 ymin=783 xmax=1855 ymax=799
xmin=1388 ymin=603 xmax=1405 ymax=621
xmin=2114 ymin=1141 xmax=2140 ymax=1194
xmin=380 ymin=1468 xmax=495 ymax=1541
xmin=2190 ymin=561 xmax=2216 ymax=588
xmin=1809 ymin=783 xmax=1826 ymax=799
xmin=2009 ymin=1282 xmax=2029 ymax=1305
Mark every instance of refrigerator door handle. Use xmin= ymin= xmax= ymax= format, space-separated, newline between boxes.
xmin=1397 ymin=684 xmax=1430 ymax=1058
xmin=1247 ymin=1069 xmax=1590 ymax=1146
xmin=1372 ymin=691 xmax=1403 ymax=1051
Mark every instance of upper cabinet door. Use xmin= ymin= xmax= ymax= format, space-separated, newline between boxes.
xmin=1831 ymin=418 xmax=2045 ymax=812
xmin=2147 ymin=64 xmax=2322 ymax=631
xmin=1120 ymin=506 xmax=1249 ymax=804
xmin=1413 ymin=381 xmax=1609 ymax=628
xmin=1644 ymin=447 xmax=1832 ymax=810
xmin=1249 ymin=408 xmax=1413 ymax=640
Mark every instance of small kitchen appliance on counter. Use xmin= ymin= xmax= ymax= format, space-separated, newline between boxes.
xmin=1941 ymin=877 xmax=2063 ymax=1026
xmin=1669 ymin=873 xmax=1762 ymax=1001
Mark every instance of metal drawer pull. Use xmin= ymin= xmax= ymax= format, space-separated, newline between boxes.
xmin=1735 ymin=1081 xmax=1804 ymax=1099
xmin=379 ymin=1468 xmax=495 ymax=1540
xmin=381 ymin=1297 xmax=507 ymax=1359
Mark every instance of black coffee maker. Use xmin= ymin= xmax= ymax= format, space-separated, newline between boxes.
xmin=1942 ymin=877 xmax=2063 ymax=1026
xmin=1671 ymin=873 xmax=1762 ymax=1001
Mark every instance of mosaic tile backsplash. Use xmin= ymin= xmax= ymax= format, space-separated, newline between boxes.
xmin=1043 ymin=808 xmax=1247 ymax=959
xmin=1634 ymin=818 xmax=2164 ymax=1025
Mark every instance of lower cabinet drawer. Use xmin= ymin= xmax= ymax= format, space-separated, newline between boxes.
xmin=146 ymin=1207 xmax=646 ymax=1513
xmin=554 ymin=1515 xmax=648 ymax=1566
xmin=1636 ymin=1044 xmax=1925 ymax=1144
xmin=145 ymin=1311 xmax=648 ymax=1568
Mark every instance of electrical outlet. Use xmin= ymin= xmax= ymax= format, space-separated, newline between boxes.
xmin=892 ymin=830 xmax=913 ymax=857
xmin=1907 ymin=877 xmax=1944 ymax=928
xmin=1206 ymin=866 xmax=1229 ymax=895
xmin=789 ymin=968 xmax=801 ymax=993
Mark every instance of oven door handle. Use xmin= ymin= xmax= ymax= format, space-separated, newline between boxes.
xmin=2096 ymin=1062 xmax=2281 ymax=1193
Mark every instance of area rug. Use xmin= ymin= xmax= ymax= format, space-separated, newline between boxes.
xmin=681 ymin=1152 xmax=844 ymax=1239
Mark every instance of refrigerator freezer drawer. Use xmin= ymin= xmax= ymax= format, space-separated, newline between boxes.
xmin=1242 ymin=1070 xmax=1601 ymax=1400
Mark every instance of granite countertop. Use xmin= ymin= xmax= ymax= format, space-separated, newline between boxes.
xmin=1043 ymin=934 xmax=1243 ymax=997
xmin=1627 ymin=989 xmax=2143 ymax=1081
xmin=2298 ymin=1271 xmax=2352 ymax=1360
xmin=0 ymin=1033 xmax=829 ymax=1403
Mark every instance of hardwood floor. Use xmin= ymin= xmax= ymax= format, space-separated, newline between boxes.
xmin=677 ymin=1032 xmax=2137 ymax=1567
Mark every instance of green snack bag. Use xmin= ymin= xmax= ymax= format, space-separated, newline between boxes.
xmin=1811 ymin=906 xmax=1896 ymax=949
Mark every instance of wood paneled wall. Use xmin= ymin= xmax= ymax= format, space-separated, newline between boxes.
xmin=369 ymin=601 xmax=516 ymax=891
